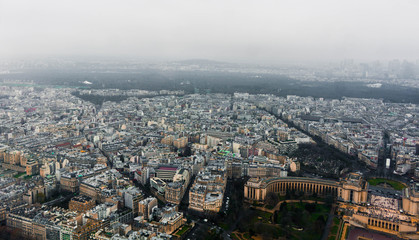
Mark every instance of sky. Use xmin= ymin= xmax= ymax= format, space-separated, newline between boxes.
xmin=1 ymin=0 xmax=419 ymax=64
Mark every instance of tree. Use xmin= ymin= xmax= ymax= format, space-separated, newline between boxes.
xmin=280 ymin=201 xmax=288 ymax=213
xmin=298 ymin=190 xmax=305 ymax=198
xmin=325 ymin=195 xmax=334 ymax=207
xmin=178 ymin=146 xmax=192 ymax=157
xmin=314 ymin=215 xmax=326 ymax=234
xmin=285 ymin=190 xmax=291 ymax=199
xmin=304 ymin=203 xmax=316 ymax=213
xmin=266 ymin=192 xmax=279 ymax=207
xmin=249 ymin=228 xmax=255 ymax=236
xmin=280 ymin=211 xmax=292 ymax=227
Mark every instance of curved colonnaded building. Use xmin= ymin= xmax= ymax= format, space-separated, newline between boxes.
xmin=245 ymin=172 xmax=368 ymax=204
xmin=244 ymin=173 xmax=419 ymax=239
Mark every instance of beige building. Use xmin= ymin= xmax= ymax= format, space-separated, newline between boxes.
xmin=7 ymin=208 xmax=35 ymax=239
xmin=69 ymin=195 xmax=96 ymax=213
xmin=189 ymin=184 xmax=207 ymax=212
xmin=165 ymin=168 xmax=190 ymax=204
xmin=349 ymin=211 xmax=417 ymax=235
xmin=1 ymin=150 xmax=26 ymax=172
xmin=138 ymin=197 xmax=158 ymax=220
xmin=165 ymin=181 xmax=184 ymax=205
xmin=159 ymin=209 xmax=185 ymax=234
xmin=161 ymin=135 xmax=174 ymax=146
xmin=227 ymin=161 xmax=243 ymax=179
xmin=173 ymin=137 xmax=188 ymax=149
xmin=26 ymin=160 xmax=39 ymax=176
xmin=244 ymin=172 xmax=368 ymax=204
xmin=60 ymin=175 xmax=79 ymax=193
xmin=121 ymin=187 xmax=144 ymax=215
xmin=244 ymin=173 xmax=419 ymax=239
xmin=402 ymin=182 xmax=419 ymax=216
xmin=244 ymin=177 xmax=339 ymax=202
xmin=338 ymin=172 xmax=369 ymax=204
xmin=189 ymin=183 xmax=224 ymax=213
xmin=23 ymin=185 xmax=46 ymax=204
xmin=79 ymin=182 xmax=101 ymax=201
xmin=1 ymin=150 xmax=27 ymax=166
xmin=342 ymin=204 xmax=419 ymax=239
xmin=203 ymin=191 xmax=223 ymax=212
xmin=0 ymin=207 xmax=6 ymax=222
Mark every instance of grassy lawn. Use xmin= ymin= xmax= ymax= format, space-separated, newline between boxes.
xmin=231 ymin=232 xmax=241 ymax=240
xmin=13 ymin=172 xmax=26 ymax=178
xmin=233 ymin=194 xmax=332 ymax=240
xmin=276 ymin=202 xmax=331 ymax=240
xmin=175 ymin=224 xmax=191 ymax=236
xmin=330 ymin=225 xmax=339 ymax=235
xmin=333 ymin=217 xmax=340 ymax=226
xmin=368 ymin=178 xmax=406 ymax=190
xmin=251 ymin=210 xmax=272 ymax=224
xmin=234 ymin=208 xmax=281 ymax=239
xmin=243 ymin=232 xmax=253 ymax=240
xmin=278 ymin=195 xmax=288 ymax=201
xmin=327 ymin=217 xmax=340 ymax=240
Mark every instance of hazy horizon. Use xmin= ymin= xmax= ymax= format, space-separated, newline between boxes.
xmin=1 ymin=0 xmax=419 ymax=64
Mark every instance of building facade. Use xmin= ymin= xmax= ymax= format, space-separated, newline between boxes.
xmin=69 ymin=195 xmax=96 ymax=213
xmin=402 ymin=182 xmax=419 ymax=216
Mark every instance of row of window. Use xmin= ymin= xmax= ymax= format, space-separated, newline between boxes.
xmin=368 ymin=218 xmax=399 ymax=231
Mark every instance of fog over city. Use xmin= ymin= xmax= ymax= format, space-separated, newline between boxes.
xmin=1 ymin=0 xmax=419 ymax=63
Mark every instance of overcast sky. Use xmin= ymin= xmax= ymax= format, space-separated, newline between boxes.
xmin=1 ymin=0 xmax=418 ymax=64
